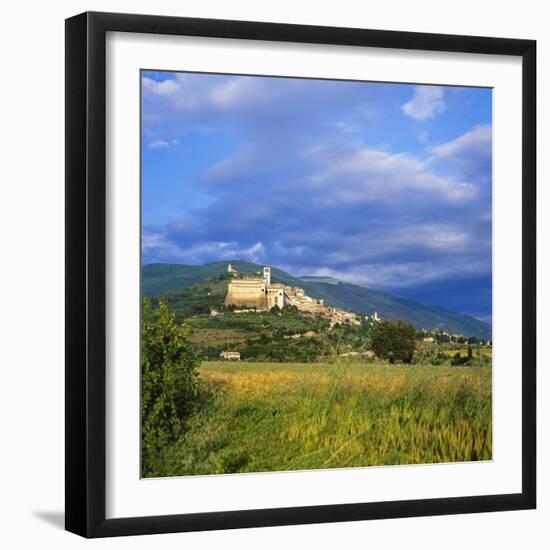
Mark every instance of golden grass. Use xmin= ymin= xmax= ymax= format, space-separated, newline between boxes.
xmin=154 ymin=361 xmax=492 ymax=476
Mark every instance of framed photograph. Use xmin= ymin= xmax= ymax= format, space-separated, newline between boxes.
xmin=65 ymin=11 xmax=536 ymax=538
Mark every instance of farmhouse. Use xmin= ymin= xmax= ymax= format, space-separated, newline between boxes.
xmin=220 ymin=351 xmax=241 ymax=361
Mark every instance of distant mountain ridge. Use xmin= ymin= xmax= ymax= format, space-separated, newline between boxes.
xmin=142 ymin=261 xmax=491 ymax=339
xmin=299 ymin=275 xmax=340 ymax=285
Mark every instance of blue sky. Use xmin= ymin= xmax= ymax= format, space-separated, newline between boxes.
xmin=141 ymin=71 xmax=492 ymax=322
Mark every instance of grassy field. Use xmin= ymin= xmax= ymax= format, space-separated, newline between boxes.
xmin=440 ymin=347 xmax=493 ymax=358
xmin=154 ymin=361 xmax=492 ymax=476
xmin=187 ymin=328 xmax=244 ymax=346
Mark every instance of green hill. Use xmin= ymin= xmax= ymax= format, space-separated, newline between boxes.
xmin=142 ymin=261 xmax=491 ymax=339
xmin=299 ymin=275 xmax=340 ymax=285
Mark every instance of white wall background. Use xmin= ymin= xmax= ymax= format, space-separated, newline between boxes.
xmin=0 ymin=1 xmax=546 ymax=548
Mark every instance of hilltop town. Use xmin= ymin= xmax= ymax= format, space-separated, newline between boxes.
xmin=140 ymin=261 xmax=491 ymax=364
xmin=221 ymin=264 xmax=380 ymax=328
xmin=142 ymin=261 xmax=492 ymax=340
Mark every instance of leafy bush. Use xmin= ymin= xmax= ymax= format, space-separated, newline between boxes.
xmin=451 ymin=352 xmax=468 ymax=366
xmin=371 ymin=319 xmax=416 ymax=363
xmin=430 ymin=351 xmax=449 ymax=366
xmin=141 ymin=299 xmax=201 ymax=476
xmin=450 ymin=345 xmax=474 ymax=366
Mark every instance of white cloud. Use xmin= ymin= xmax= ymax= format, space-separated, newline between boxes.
xmin=142 ymin=76 xmax=180 ymax=96
xmin=428 ymin=124 xmax=492 ymax=187
xmin=147 ymin=139 xmax=179 ymax=150
xmin=298 ymin=258 xmax=489 ymax=289
xmin=402 ymin=86 xmax=445 ymax=120
xmin=208 ymin=77 xmax=269 ymax=108
xmin=417 ymin=130 xmax=430 ymax=144
xmin=201 ymin=148 xmax=256 ymax=184
xmin=142 ymin=231 xmax=265 ymax=264
xmin=142 ymin=73 xmax=276 ymax=116
xmin=306 ymin=146 xmax=477 ymax=204
xmin=142 ymin=74 xmax=212 ymax=112
xmin=147 ymin=139 xmax=170 ymax=149
xmin=142 ymin=232 xmax=185 ymax=259
xmin=286 ymin=223 xmax=474 ymax=268
xmin=430 ymin=124 xmax=492 ymax=160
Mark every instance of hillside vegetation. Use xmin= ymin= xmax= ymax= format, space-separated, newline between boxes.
xmin=142 ymin=261 xmax=491 ymax=339
xmin=148 ymin=281 xmax=380 ymax=363
xmin=141 ymin=299 xmax=492 ymax=477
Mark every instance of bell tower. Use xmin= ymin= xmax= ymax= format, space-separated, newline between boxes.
xmin=263 ymin=266 xmax=271 ymax=286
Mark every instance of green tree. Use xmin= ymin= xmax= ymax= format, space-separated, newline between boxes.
xmin=451 ymin=351 xmax=464 ymax=366
xmin=141 ymin=299 xmax=201 ymax=476
xmin=371 ymin=319 xmax=416 ymax=363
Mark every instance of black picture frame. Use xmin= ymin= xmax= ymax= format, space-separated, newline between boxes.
xmin=65 ymin=11 xmax=536 ymax=538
